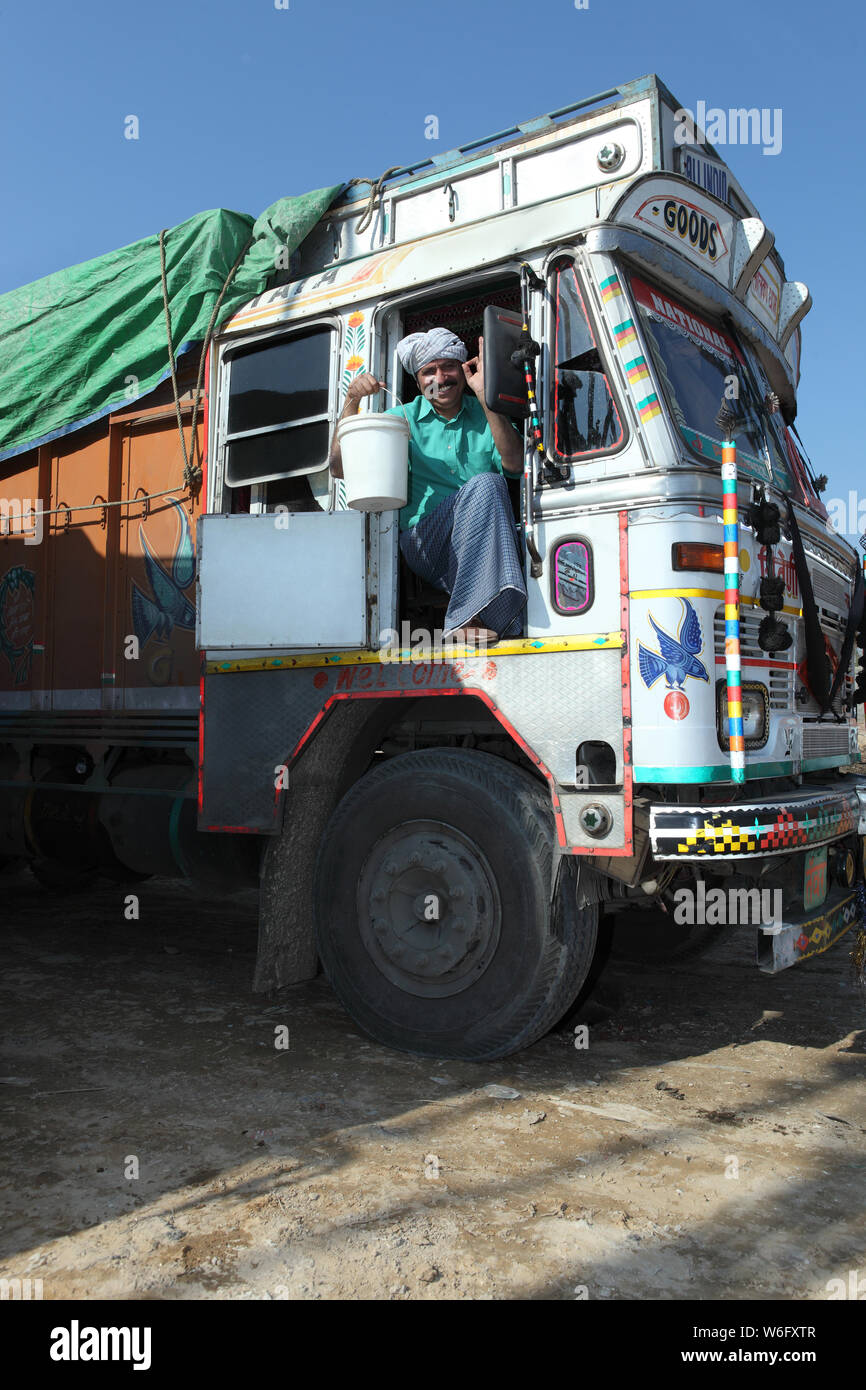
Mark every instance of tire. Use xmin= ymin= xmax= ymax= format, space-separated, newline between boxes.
xmin=30 ymin=858 xmax=99 ymax=894
xmin=313 ymin=748 xmax=598 ymax=1060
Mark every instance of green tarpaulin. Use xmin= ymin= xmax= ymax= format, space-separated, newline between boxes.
xmin=0 ymin=185 xmax=342 ymax=462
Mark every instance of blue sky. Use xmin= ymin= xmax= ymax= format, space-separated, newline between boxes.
xmin=1 ymin=0 xmax=863 ymax=530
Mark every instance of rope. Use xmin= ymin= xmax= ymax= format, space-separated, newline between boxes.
xmin=159 ymin=229 xmax=191 ymax=488
xmin=159 ymin=227 xmax=254 ymax=495
xmin=343 ymin=168 xmax=402 ymax=235
xmin=183 ymin=232 xmax=254 ymax=487
xmin=2 ymin=225 xmax=256 ymax=539
xmin=0 ymin=487 xmax=186 ymax=525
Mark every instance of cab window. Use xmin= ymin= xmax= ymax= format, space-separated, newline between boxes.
xmin=223 ymin=325 xmax=335 ymax=486
xmin=550 ymin=261 xmax=624 ymax=461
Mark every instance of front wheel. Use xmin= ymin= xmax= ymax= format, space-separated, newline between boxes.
xmin=313 ymin=748 xmax=598 ymax=1060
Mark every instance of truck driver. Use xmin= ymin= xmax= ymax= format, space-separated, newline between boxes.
xmin=329 ymin=327 xmax=526 ymax=644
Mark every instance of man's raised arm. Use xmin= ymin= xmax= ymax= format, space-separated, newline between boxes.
xmin=328 ymin=373 xmax=387 ymax=479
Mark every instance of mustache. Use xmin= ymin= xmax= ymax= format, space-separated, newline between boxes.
xmin=423 ymin=378 xmax=459 ymax=399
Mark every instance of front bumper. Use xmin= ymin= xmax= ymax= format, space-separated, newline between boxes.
xmin=649 ymin=777 xmax=866 ymax=860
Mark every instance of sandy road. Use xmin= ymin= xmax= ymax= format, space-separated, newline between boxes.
xmin=1 ymin=869 xmax=864 ymax=1301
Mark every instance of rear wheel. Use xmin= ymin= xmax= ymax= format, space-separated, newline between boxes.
xmin=30 ymin=858 xmax=99 ymax=894
xmin=313 ymin=748 xmax=598 ymax=1060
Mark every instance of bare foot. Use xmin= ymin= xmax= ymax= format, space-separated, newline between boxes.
xmin=446 ymin=626 xmax=499 ymax=646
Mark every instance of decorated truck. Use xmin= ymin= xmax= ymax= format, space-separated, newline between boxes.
xmin=1 ymin=74 xmax=864 ymax=1059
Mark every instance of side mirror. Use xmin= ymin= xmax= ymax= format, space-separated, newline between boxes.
xmin=482 ymin=304 xmax=529 ymax=421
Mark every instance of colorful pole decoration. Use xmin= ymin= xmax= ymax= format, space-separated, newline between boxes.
xmin=722 ymin=437 xmax=745 ymax=783
xmin=517 ymin=263 xmax=546 ymax=470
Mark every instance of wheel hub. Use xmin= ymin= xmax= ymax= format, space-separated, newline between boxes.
xmin=358 ymin=819 xmax=501 ymax=998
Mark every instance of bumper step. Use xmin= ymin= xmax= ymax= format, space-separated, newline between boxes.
xmin=756 ymin=885 xmax=864 ymax=972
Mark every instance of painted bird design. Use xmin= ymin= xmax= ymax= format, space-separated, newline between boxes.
xmin=638 ymin=598 xmax=709 ymax=690
xmin=131 ymin=499 xmax=196 ymax=645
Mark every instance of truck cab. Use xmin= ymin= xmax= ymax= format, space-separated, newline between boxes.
xmin=3 ymin=76 xmax=861 ymax=1060
xmin=191 ymin=76 xmax=866 ymax=1057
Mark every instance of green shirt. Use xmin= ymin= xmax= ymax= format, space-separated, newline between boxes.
xmin=385 ymin=391 xmax=508 ymax=531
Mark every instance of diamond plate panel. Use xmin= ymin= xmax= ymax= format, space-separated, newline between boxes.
xmin=201 ymin=646 xmax=626 ymax=835
xmin=201 ymin=670 xmax=329 ymax=831
xmin=484 ymin=649 xmax=624 ymax=785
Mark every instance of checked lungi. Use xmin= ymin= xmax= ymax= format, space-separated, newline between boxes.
xmin=399 ymin=471 xmax=527 ymax=638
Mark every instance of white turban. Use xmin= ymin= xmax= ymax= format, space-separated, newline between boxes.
xmin=396 ymin=328 xmax=468 ymax=376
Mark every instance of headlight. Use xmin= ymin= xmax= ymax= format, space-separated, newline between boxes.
xmin=716 ymin=680 xmax=769 ymax=751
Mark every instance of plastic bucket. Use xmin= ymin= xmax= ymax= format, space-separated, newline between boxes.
xmin=336 ymin=412 xmax=410 ymax=511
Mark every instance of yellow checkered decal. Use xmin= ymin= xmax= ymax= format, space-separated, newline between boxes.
xmin=676 ymin=818 xmax=758 ymax=855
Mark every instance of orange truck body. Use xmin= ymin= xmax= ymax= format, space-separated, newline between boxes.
xmin=0 ymin=392 xmax=201 ymax=710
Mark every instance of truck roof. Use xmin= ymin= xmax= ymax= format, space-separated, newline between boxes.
xmin=223 ymin=75 xmax=807 ymax=406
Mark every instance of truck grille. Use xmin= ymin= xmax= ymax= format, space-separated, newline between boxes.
xmin=811 ymin=567 xmax=849 ymax=610
xmin=713 ymin=554 xmax=857 ymax=744
xmin=816 ymin=605 xmax=855 ymax=717
xmin=802 ymin=725 xmax=852 ymax=757
xmin=713 ymin=608 xmax=793 ymax=710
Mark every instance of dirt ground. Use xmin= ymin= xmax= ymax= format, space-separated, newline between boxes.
xmin=1 ymin=867 xmax=864 ymax=1302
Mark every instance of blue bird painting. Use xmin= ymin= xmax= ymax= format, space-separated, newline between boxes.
xmin=131 ymin=499 xmax=196 ymax=645
xmin=638 ymin=598 xmax=709 ymax=690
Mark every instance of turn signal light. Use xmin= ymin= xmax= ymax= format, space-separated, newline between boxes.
xmin=672 ymin=542 xmax=724 ymax=573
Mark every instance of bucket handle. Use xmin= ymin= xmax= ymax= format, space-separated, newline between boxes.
xmin=377 ymin=383 xmax=411 ymax=428
xmin=328 ymin=383 xmax=410 ymax=514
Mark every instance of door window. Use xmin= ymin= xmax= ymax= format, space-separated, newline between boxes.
xmin=224 ymin=326 xmax=334 ymax=486
xmin=551 ymin=263 xmax=624 ymax=461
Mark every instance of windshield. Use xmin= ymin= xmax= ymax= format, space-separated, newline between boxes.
xmin=628 ymin=274 xmax=793 ymax=493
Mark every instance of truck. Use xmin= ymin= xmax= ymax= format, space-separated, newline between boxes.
xmin=1 ymin=74 xmax=864 ymax=1060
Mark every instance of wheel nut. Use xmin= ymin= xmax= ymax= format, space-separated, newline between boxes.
xmin=371 ymin=888 xmax=386 ymax=903
xmin=409 ymin=853 xmax=421 ymax=866
xmin=384 ymin=860 xmax=399 ymax=876
xmin=451 ymin=886 xmax=464 ymax=900
xmin=453 ymin=918 xmax=465 ymax=933
xmin=373 ymin=918 xmax=387 ymax=936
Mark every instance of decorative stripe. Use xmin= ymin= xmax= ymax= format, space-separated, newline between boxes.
xmin=720 ymin=444 xmax=744 ymax=781
xmin=714 ymin=656 xmax=798 ymax=670
xmin=634 ymin=761 xmax=796 ymax=782
xmin=625 ymin=355 xmax=651 ymax=384
xmin=651 ymin=789 xmax=860 ymax=859
xmin=630 ymin=586 xmax=802 ymax=616
xmin=637 ymin=393 xmax=662 ymax=422
xmin=613 ymin=318 xmax=638 ymax=347
xmin=600 ymin=274 xmax=623 ymax=302
xmin=206 ymin=631 xmax=626 ymax=674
